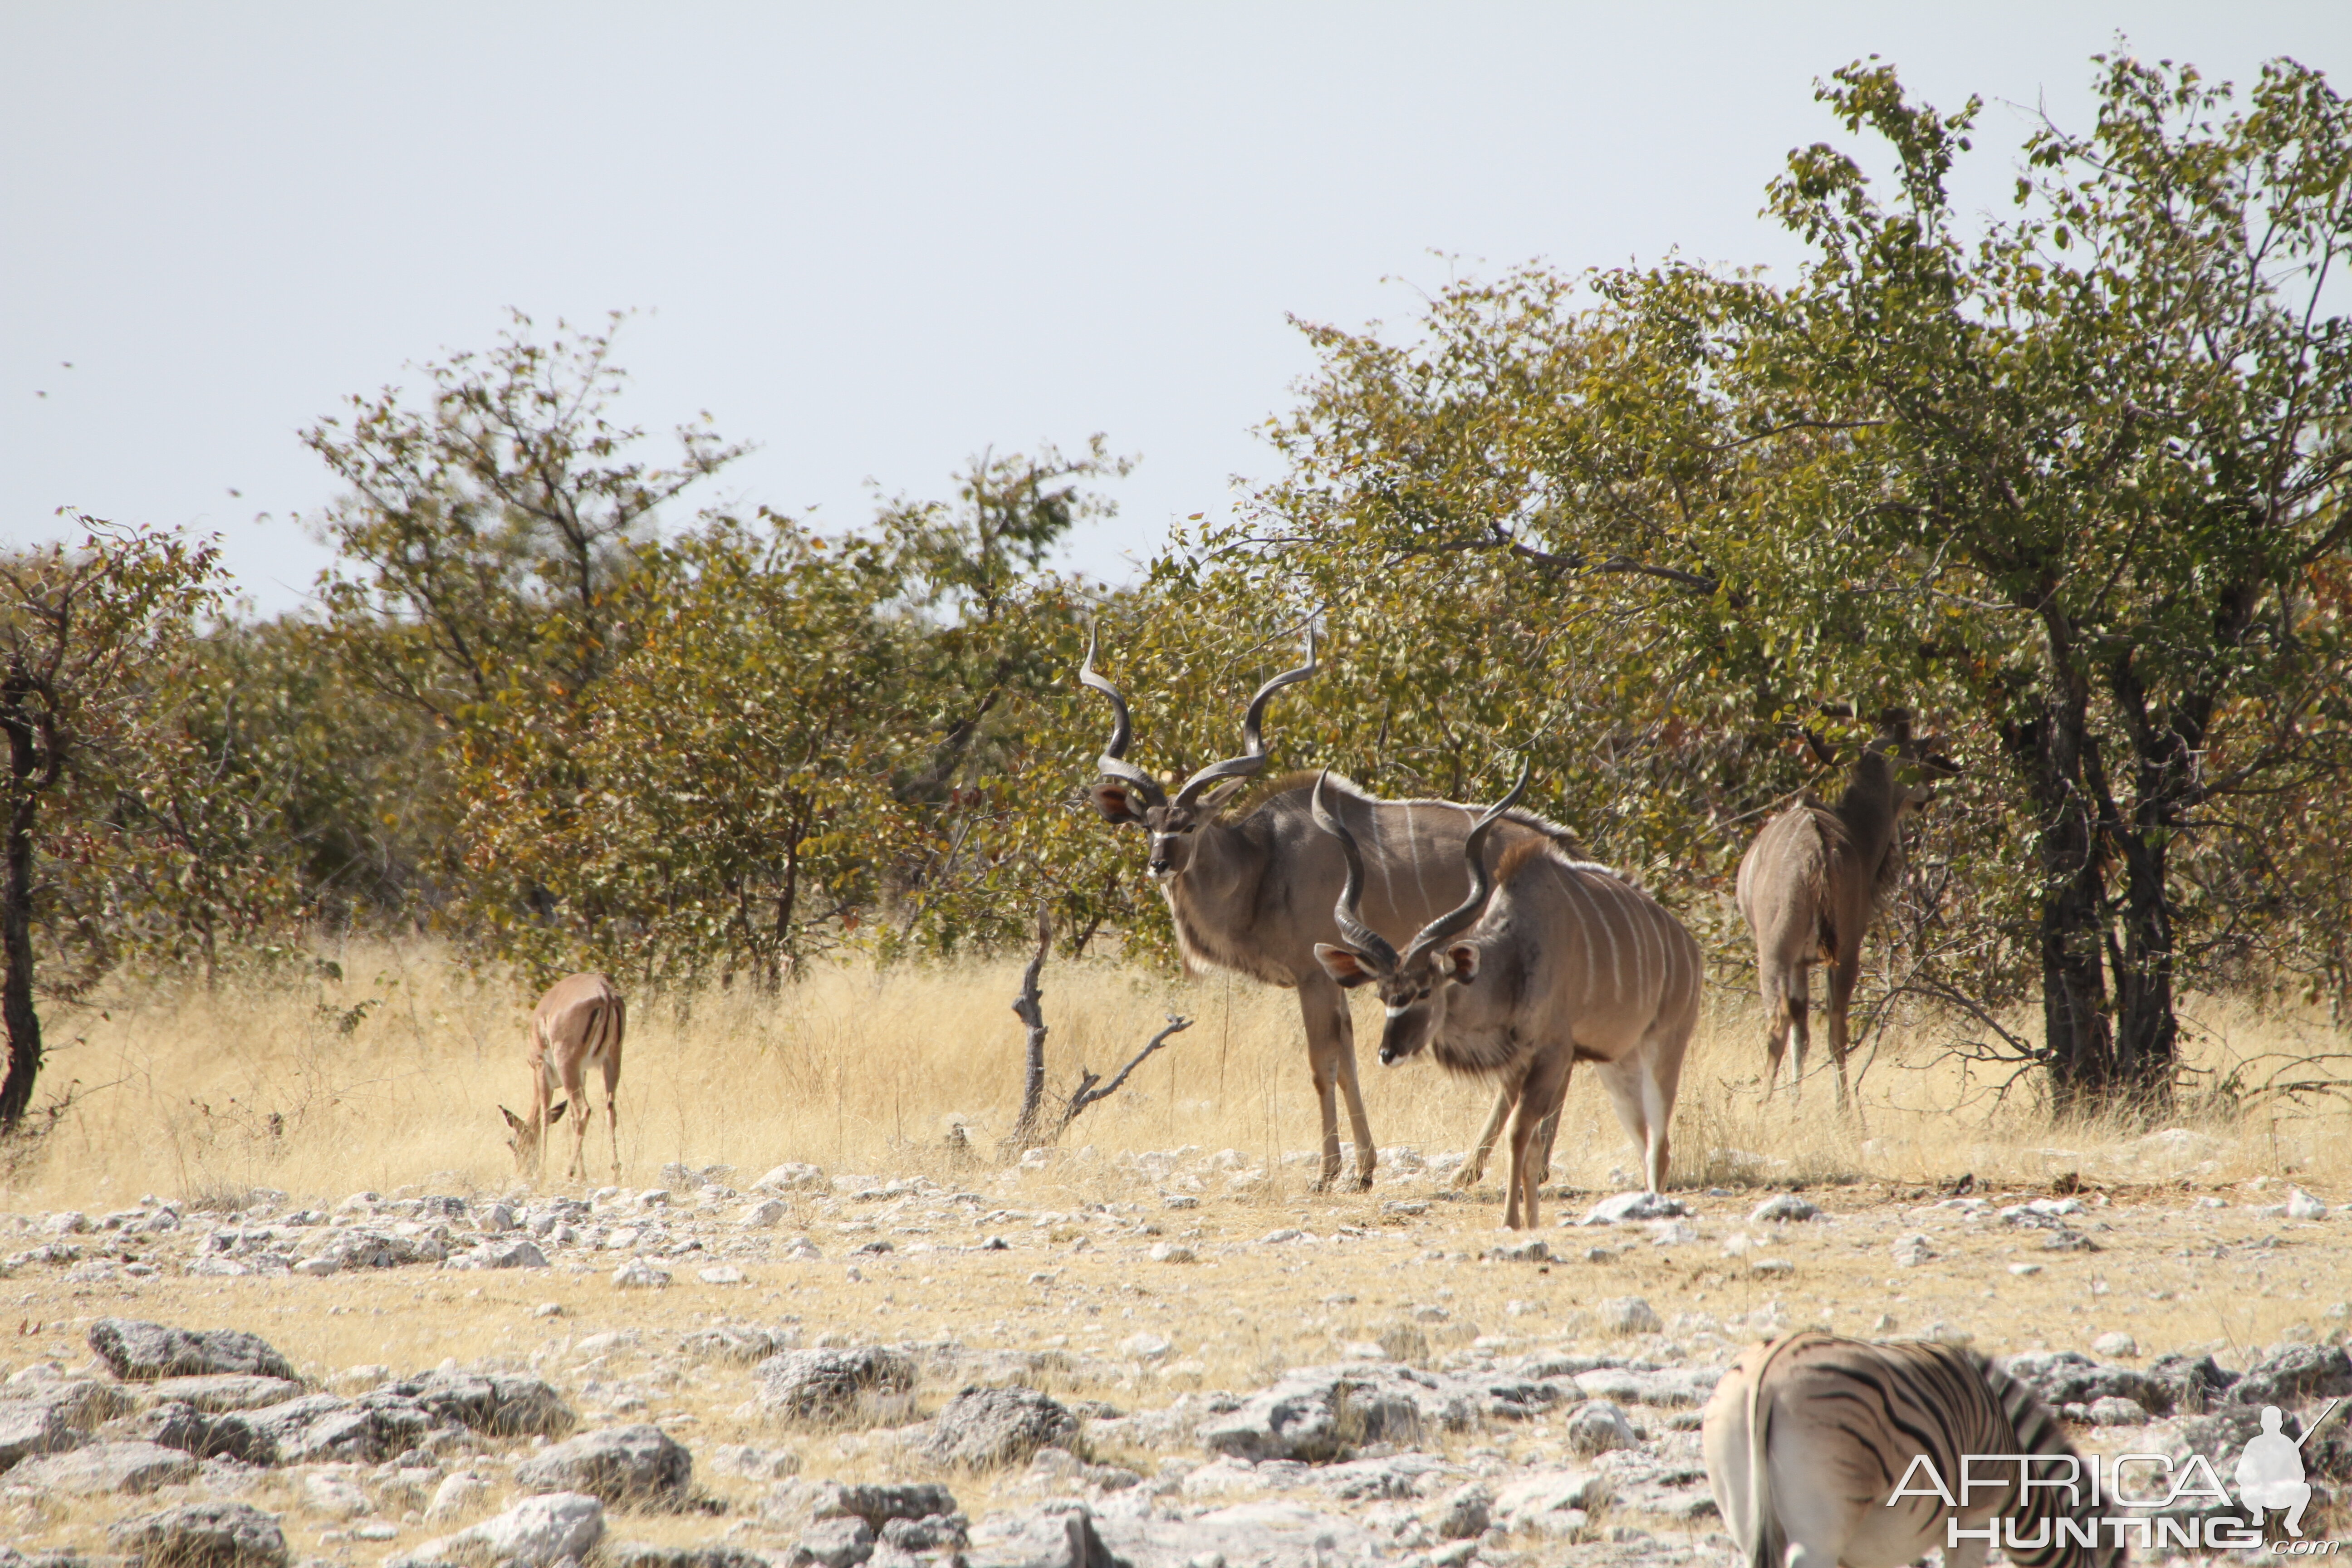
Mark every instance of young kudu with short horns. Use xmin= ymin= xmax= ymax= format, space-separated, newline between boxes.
xmin=1735 ymin=711 xmax=1948 ymax=1112
xmin=500 ymin=971 xmax=625 ymax=1182
xmin=1083 ymin=631 xmax=1583 ymax=1191
xmin=1311 ymin=768 xmax=1704 ymax=1224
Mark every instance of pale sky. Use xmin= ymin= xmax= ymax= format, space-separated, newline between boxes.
xmin=5 ymin=4 xmax=2344 ymax=613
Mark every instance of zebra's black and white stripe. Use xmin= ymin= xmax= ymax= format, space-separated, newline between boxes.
xmin=1702 ymin=1333 xmax=2124 ymax=1568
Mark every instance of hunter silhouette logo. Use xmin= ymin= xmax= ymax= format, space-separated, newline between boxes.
xmin=2238 ymin=1404 xmax=2314 ymax=1536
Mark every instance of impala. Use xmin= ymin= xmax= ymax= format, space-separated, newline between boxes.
xmin=500 ymin=971 xmax=624 ymax=1181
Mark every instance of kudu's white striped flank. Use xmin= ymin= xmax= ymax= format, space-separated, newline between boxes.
xmin=1703 ymin=1333 xmax=2122 ymax=1568
xmin=1081 ymin=631 xmax=1582 ymax=1191
xmin=1310 ymin=767 xmax=1702 ymax=1225
xmin=500 ymin=971 xmax=625 ymax=1182
xmin=1736 ymin=710 xmax=1946 ymax=1112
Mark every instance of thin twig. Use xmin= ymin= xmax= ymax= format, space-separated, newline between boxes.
xmin=1054 ymin=1015 xmax=1194 ymax=1138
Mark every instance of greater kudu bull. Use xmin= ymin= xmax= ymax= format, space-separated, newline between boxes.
xmin=1310 ymin=768 xmax=1704 ymax=1225
xmin=1735 ymin=711 xmax=1946 ymax=1112
xmin=1082 ymin=632 xmax=1583 ymax=1191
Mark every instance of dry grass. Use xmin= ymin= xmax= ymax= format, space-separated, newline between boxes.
xmin=1 ymin=948 xmax=2348 ymax=1557
xmin=9 ymin=944 xmax=2347 ymax=1213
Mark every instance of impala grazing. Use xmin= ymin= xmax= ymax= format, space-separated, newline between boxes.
xmin=1082 ymin=631 xmax=1583 ymax=1191
xmin=1310 ymin=766 xmax=1703 ymax=1225
xmin=1702 ymin=1332 xmax=2119 ymax=1568
xmin=500 ymin=971 xmax=625 ymax=1182
xmin=1735 ymin=711 xmax=1945 ymax=1111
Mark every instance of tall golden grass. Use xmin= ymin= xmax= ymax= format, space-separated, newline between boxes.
xmin=8 ymin=943 xmax=2346 ymax=1210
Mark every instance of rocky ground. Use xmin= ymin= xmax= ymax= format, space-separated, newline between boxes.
xmin=0 ymin=1146 xmax=2346 ymax=1566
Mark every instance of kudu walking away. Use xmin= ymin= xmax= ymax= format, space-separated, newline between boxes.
xmin=1311 ymin=768 xmax=1703 ymax=1224
xmin=1082 ymin=631 xmax=1583 ymax=1191
xmin=1735 ymin=711 xmax=1947 ymax=1112
xmin=500 ymin=972 xmax=625 ymax=1181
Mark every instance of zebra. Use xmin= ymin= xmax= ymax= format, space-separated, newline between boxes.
xmin=1702 ymin=1332 xmax=2124 ymax=1568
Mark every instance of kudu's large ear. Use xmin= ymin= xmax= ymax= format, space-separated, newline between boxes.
xmin=1445 ymin=944 xmax=1481 ymax=984
xmin=1313 ymin=943 xmax=1378 ymax=988
xmin=1089 ymin=782 xmax=1147 ymax=825
xmin=499 ymin=1106 xmax=525 ymax=1133
xmin=548 ymin=1101 xmax=568 ymax=1125
xmin=1199 ymin=777 xmax=1251 ymax=812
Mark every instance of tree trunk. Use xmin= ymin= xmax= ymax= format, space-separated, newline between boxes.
xmin=2001 ymin=697 xmax=2114 ymax=1120
xmin=2090 ymin=657 xmax=2205 ymax=1116
xmin=0 ymin=701 xmax=44 ymax=1129
xmin=2106 ymin=821 xmax=2178 ymax=1112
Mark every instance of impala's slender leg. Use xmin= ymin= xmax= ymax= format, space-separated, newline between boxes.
xmin=532 ymin=1040 xmax=556 ymax=1181
xmin=601 ymin=1004 xmax=623 ymax=1182
xmin=563 ymin=1054 xmax=592 ymax=1181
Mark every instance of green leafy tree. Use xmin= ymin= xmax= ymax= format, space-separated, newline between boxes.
xmin=303 ymin=309 xmax=746 ymax=726
xmin=300 ymin=312 xmax=749 ymax=937
xmin=464 ymin=514 xmax=916 ymax=988
xmin=1746 ymin=51 xmax=2352 ymax=1110
xmin=0 ymin=519 xmax=223 ymax=1126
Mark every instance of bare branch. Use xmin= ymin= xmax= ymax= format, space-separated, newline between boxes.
xmin=1051 ymin=1014 xmax=1195 ymax=1138
xmin=1005 ymin=909 xmax=1053 ymax=1152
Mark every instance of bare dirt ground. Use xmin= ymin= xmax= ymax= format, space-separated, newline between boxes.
xmin=0 ymin=953 xmax=2346 ymax=1565
xmin=2 ymin=1154 xmax=2346 ymax=1566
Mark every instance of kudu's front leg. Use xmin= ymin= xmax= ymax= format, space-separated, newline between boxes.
xmin=1461 ymin=1090 xmax=1560 ymax=1190
xmin=1456 ymin=1088 xmax=1512 ymax=1188
xmin=1504 ymin=1053 xmax=1571 ymax=1230
xmin=1298 ymin=975 xmax=1372 ymax=1191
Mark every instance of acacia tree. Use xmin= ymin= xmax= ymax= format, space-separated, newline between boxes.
xmin=0 ymin=520 xmax=222 ymax=1127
